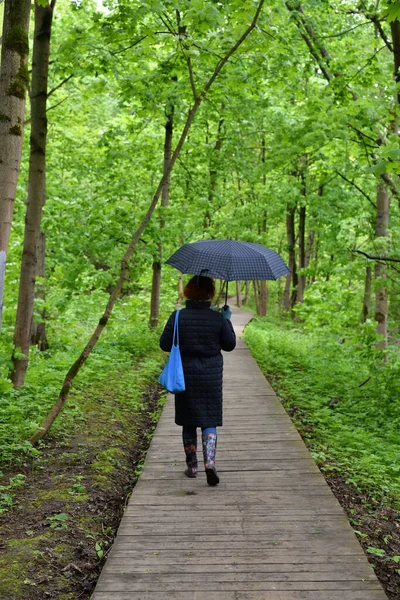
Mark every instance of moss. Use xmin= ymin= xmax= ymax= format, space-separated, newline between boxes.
xmin=53 ymin=543 xmax=69 ymax=555
xmin=4 ymin=25 xmax=29 ymax=57
xmin=0 ymin=534 xmax=50 ymax=597
xmin=7 ymin=80 xmax=25 ymax=100
xmin=59 ymin=451 xmax=82 ymax=466
xmin=91 ymin=446 xmax=125 ymax=474
xmin=27 ymin=488 xmax=88 ymax=508
xmin=7 ymin=63 xmax=29 ymax=101
xmin=91 ymin=460 xmax=114 ymax=474
xmin=17 ymin=62 xmax=29 ymax=87
xmin=9 ymin=124 xmax=22 ymax=136
xmin=0 ymin=113 xmax=11 ymax=122
xmin=92 ymin=474 xmax=112 ymax=489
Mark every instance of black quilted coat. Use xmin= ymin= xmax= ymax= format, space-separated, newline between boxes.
xmin=159 ymin=300 xmax=236 ymax=427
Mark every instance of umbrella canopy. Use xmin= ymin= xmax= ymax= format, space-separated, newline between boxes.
xmin=166 ymin=239 xmax=290 ymax=282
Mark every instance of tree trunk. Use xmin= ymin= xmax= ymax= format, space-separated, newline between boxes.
xmin=283 ymin=204 xmax=297 ymax=311
xmin=374 ymin=183 xmax=389 ymax=349
xmin=11 ymin=1 xmax=55 ymax=387
xmin=236 ymin=281 xmax=242 ymax=307
xmin=297 ymin=204 xmax=306 ymax=303
xmin=259 ymin=280 xmax=268 ymax=316
xmin=305 ymin=230 xmax=314 ymax=267
xmin=30 ymin=230 xmax=48 ymax=350
xmin=391 ymin=19 xmax=400 ymax=121
xmin=243 ymin=280 xmax=250 ymax=305
xmin=0 ymin=0 xmax=31 ymax=329
xmin=204 ymin=111 xmax=224 ymax=229
xmin=149 ymin=107 xmax=174 ymax=328
xmin=361 ymin=265 xmax=372 ymax=324
xmin=253 ymin=280 xmax=260 ymax=315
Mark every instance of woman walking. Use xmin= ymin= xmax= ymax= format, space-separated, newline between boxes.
xmin=160 ymin=276 xmax=236 ymax=486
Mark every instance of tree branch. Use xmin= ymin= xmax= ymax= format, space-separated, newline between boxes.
xmin=29 ymin=0 xmax=265 ymax=445
xmin=335 ymin=170 xmax=377 ymax=208
xmin=47 ymin=74 xmax=73 ymax=98
xmin=353 ymin=249 xmax=400 ymax=263
xmin=110 ymin=35 xmax=147 ymax=56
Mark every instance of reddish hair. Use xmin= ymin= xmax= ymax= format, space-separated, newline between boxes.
xmin=184 ymin=276 xmax=215 ymax=302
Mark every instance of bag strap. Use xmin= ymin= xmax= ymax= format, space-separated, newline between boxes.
xmin=173 ymin=309 xmax=180 ymax=347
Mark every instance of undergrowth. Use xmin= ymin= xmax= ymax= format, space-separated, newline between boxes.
xmin=244 ymin=316 xmax=400 ymax=507
xmin=0 ymin=292 xmax=167 ymax=511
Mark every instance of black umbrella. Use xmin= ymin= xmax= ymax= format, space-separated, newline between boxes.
xmin=166 ymin=239 xmax=290 ymax=305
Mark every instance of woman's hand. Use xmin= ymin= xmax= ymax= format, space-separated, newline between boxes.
xmin=221 ymin=305 xmax=232 ymax=320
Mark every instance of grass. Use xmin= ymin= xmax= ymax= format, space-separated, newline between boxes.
xmin=244 ymin=316 xmax=400 ymax=507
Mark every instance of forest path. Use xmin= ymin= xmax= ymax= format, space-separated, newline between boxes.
xmin=92 ymin=305 xmax=387 ymax=600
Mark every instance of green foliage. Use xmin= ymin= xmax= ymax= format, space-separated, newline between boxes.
xmin=244 ymin=317 xmax=400 ymax=506
xmin=46 ymin=513 xmax=69 ymax=530
xmin=0 ymin=293 xmax=163 ymax=466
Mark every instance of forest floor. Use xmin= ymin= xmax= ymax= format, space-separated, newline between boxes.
xmin=0 ymin=369 xmax=165 ymax=600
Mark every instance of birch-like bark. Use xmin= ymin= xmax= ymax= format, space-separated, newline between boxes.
xmin=0 ymin=0 xmax=31 ymax=329
xmin=10 ymin=1 xmax=55 ymax=387
xmin=149 ymin=106 xmax=174 ymax=328
xmin=29 ymin=0 xmax=265 ymax=444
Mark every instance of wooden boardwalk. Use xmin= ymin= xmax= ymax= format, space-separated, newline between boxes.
xmin=92 ymin=307 xmax=388 ymax=600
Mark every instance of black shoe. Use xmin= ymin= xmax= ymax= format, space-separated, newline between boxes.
xmin=184 ymin=467 xmax=197 ymax=478
xmin=205 ymin=467 xmax=219 ymax=486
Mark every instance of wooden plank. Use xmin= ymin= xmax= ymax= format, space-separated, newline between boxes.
xmin=91 ymin=306 xmax=387 ymax=600
xmin=92 ymin=592 xmax=387 ymax=600
xmin=96 ymin=580 xmax=383 ymax=593
xmin=104 ymin=564 xmax=376 ymax=578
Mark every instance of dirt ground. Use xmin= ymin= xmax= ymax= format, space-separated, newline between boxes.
xmin=0 ymin=380 xmax=164 ymax=600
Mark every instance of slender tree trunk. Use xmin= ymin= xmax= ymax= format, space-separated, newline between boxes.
xmin=236 ymin=281 xmax=242 ymax=307
xmin=11 ymin=1 xmax=55 ymax=387
xmin=374 ymin=183 xmax=389 ymax=349
xmin=260 ymin=136 xmax=267 ymax=233
xmin=253 ymin=280 xmax=260 ymax=315
xmin=283 ymin=204 xmax=297 ymax=311
xmin=204 ymin=111 xmax=224 ymax=229
xmin=297 ymin=205 xmax=306 ymax=303
xmin=259 ymin=280 xmax=268 ymax=316
xmin=0 ymin=0 xmax=31 ymax=329
xmin=361 ymin=265 xmax=372 ymax=324
xmin=28 ymin=0 xmax=265 ymax=444
xmin=149 ymin=106 xmax=174 ymax=328
xmin=30 ymin=230 xmax=48 ymax=350
xmin=305 ymin=230 xmax=315 ymax=286
xmin=391 ymin=20 xmax=400 ymax=124
xmin=310 ymin=234 xmax=319 ymax=284
xmin=243 ymin=280 xmax=250 ymax=305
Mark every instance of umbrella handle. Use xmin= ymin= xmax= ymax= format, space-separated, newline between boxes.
xmin=225 ymin=280 xmax=228 ymax=307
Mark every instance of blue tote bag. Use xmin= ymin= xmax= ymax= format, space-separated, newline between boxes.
xmin=158 ymin=310 xmax=186 ymax=394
